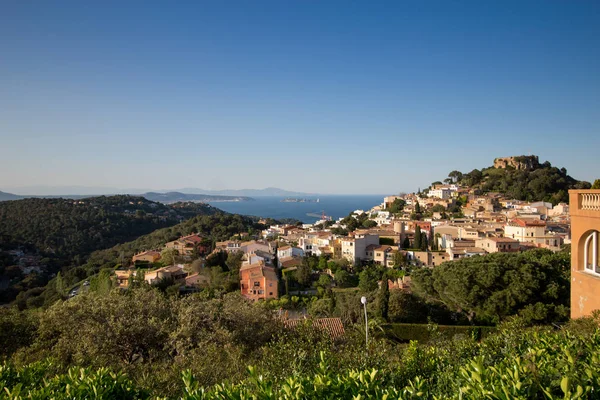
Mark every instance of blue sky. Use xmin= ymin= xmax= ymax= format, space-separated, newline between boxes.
xmin=1 ymin=1 xmax=598 ymax=195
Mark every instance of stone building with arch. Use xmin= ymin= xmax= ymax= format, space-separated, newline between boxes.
xmin=570 ymin=189 xmax=600 ymax=318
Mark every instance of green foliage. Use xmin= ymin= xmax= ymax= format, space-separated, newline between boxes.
xmin=0 ymin=196 xmax=223 ymax=306
xmin=358 ymin=267 xmax=380 ymax=293
xmin=316 ymin=274 xmax=332 ymax=289
xmin=2 ymin=283 xmax=600 ymax=399
xmin=454 ymin=160 xmax=590 ymax=204
xmin=0 ymin=362 xmax=149 ymax=399
xmin=362 ymin=219 xmax=377 ymax=228
xmin=411 ymin=249 xmax=570 ymax=324
xmin=414 ymin=225 xmax=422 ymax=250
xmin=0 ymin=307 xmax=38 ymax=360
xmin=383 ymin=323 xmax=495 ymax=343
xmin=387 ymin=198 xmax=406 ymax=214
xmin=294 ymin=258 xmax=312 ymax=288
xmin=592 ymin=179 xmax=600 ymax=189
xmin=334 ymin=269 xmax=354 ymax=288
xmin=161 ymin=248 xmax=179 ymax=266
xmin=375 ymin=278 xmax=389 ymax=321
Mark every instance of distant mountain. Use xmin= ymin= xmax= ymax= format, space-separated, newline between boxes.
xmin=3 ymin=186 xmax=316 ymax=197
xmin=174 ymin=187 xmax=316 ymax=197
xmin=0 ymin=191 xmax=23 ymax=201
xmin=141 ymin=191 xmax=253 ymax=203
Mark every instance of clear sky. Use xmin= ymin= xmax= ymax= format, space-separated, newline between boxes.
xmin=1 ymin=1 xmax=598 ymax=195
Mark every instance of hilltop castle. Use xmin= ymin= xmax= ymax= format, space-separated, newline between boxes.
xmin=493 ymin=155 xmax=539 ymax=171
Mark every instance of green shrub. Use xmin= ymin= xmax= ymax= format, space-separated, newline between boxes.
xmin=383 ymin=323 xmax=496 ymax=343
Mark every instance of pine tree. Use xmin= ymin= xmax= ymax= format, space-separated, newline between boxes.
xmin=414 ymin=225 xmax=422 ymax=250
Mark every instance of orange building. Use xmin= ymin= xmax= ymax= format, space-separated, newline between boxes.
xmin=240 ymin=261 xmax=279 ymax=301
xmin=569 ymin=190 xmax=600 ymax=319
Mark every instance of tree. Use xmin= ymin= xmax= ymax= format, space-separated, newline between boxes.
xmin=161 ymin=248 xmax=178 ymax=266
xmin=334 ymin=269 xmax=353 ymax=288
xmin=358 ymin=268 xmax=380 ymax=293
xmin=190 ymin=259 xmax=203 ymax=273
xmin=432 ymin=233 xmax=440 ymax=251
xmin=431 ymin=204 xmax=445 ymax=213
xmin=295 ymin=259 xmax=312 ymax=287
xmin=448 ymin=170 xmax=463 ymax=183
xmin=592 ymin=179 xmax=600 ymax=189
xmin=226 ymin=251 xmax=244 ymax=274
xmin=393 ymin=251 xmax=407 ymax=268
xmin=317 ymin=256 xmax=328 ymax=271
xmin=316 ymin=274 xmax=332 ymax=290
xmin=414 ymin=225 xmax=422 ymax=250
xmin=388 ymin=198 xmax=406 ymax=213
xmin=414 ymin=202 xmax=422 ymax=214
xmin=376 ymin=276 xmax=390 ymax=321
xmin=402 ymin=237 xmax=410 ymax=249
xmin=411 ymin=249 xmax=570 ymax=324
xmin=54 ymin=272 xmax=65 ymax=297
xmin=362 ymin=220 xmax=377 ymax=228
xmin=420 ymin=232 xmax=428 ymax=251
xmin=90 ymin=269 xmax=113 ymax=296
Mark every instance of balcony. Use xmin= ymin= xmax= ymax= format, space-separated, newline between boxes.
xmin=569 ymin=190 xmax=600 ymax=217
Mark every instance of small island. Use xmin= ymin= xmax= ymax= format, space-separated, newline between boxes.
xmin=281 ymin=198 xmax=319 ymax=203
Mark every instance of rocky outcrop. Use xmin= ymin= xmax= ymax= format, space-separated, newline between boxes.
xmin=493 ymin=156 xmax=539 ymax=171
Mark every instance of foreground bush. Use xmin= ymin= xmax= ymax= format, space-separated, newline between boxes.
xmin=0 ymin=361 xmax=149 ymax=399
xmin=3 ymin=321 xmax=599 ymax=399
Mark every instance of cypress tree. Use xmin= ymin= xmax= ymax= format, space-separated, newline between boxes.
xmin=421 ymin=232 xmax=428 ymax=251
xmin=377 ymin=274 xmax=390 ymax=321
xmin=414 ymin=225 xmax=422 ymax=250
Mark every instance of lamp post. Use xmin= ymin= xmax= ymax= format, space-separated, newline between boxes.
xmin=361 ymin=296 xmax=368 ymax=347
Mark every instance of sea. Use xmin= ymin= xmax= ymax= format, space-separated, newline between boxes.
xmin=205 ymin=195 xmax=385 ymax=224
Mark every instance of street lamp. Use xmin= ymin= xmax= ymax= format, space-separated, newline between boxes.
xmin=361 ymin=296 xmax=368 ymax=347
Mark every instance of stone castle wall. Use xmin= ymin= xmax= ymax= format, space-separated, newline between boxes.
xmin=493 ymin=155 xmax=539 ymax=170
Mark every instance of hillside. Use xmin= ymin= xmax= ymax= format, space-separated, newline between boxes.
xmin=0 ymin=196 xmax=218 ymax=304
xmin=444 ymin=155 xmax=590 ymax=204
xmin=13 ymin=211 xmax=267 ymax=308
xmin=0 ymin=190 xmax=23 ymax=201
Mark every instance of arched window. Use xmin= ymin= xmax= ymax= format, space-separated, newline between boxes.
xmin=583 ymin=230 xmax=599 ymax=275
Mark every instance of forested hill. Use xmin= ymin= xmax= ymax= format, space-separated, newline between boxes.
xmin=0 ymin=196 xmax=217 ymax=267
xmin=85 ymin=212 xmax=266 ymax=271
xmin=16 ymin=212 xmax=266 ymax=309
xmin=441 ymin=155 xmax=590 ymax=204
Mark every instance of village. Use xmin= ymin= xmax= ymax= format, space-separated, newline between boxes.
xmin=112 ymin=163 xmax=572 ymax=302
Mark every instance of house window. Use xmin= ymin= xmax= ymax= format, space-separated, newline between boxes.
xmin=583 ymin=230 xmax=599 ymax=276
xmin=269 ymin=292 xmax=273 ymax=296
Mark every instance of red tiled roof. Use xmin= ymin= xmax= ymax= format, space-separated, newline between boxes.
xmin=512 ymin=218 xmax=546 ymax=227
xmin=181 ymin=234 xmax=203 ymax=243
